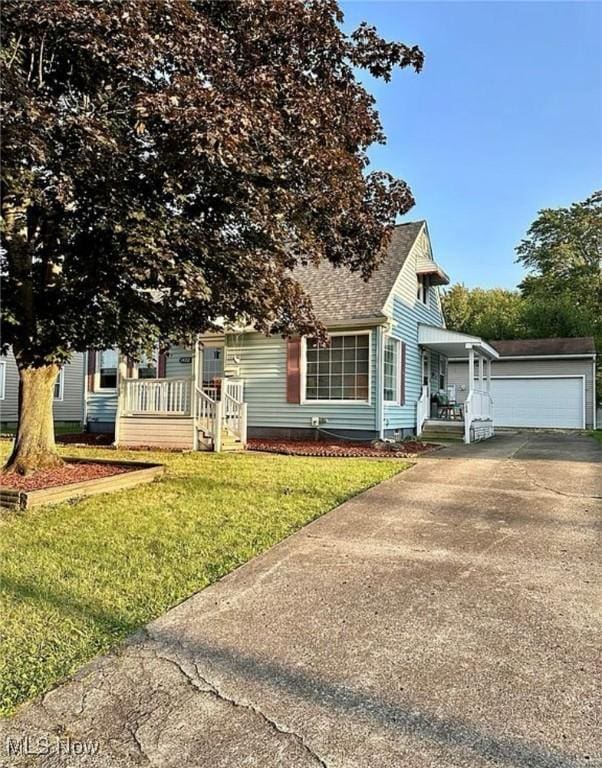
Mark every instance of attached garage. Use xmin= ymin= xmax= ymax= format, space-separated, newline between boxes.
xmin=448 ymin=337 xmax=597 ymax=430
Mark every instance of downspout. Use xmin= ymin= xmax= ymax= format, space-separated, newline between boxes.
xmin=375 ymin=326 xmax=385 ymax=440
xmin=81 ymin=351 xmax=88 ymax=432
xmin=593 ymin=356 xmax=597 ymax=430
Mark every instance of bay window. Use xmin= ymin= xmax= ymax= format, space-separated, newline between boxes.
xmin=304 ymin=333 xmax=370 ymax=403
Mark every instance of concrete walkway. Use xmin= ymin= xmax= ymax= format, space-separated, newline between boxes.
xmin=2 ymin=433 xmax=601 ymax=768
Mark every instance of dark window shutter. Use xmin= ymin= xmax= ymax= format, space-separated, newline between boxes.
xmin=87 ymin=350 xmax=96 ymax=392
xmin=126 ymin=356 xmax=134 ymax=378
xmin=286 ymin=337 xmax=301 ymax=404
xmin=399 ymin=342 xmax=406 ymax=406
xmin=157 ymin=351 xmax=167 ymax=378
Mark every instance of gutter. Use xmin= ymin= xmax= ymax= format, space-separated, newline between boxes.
xmin=448 ymin=353 xmax=596 ymax=362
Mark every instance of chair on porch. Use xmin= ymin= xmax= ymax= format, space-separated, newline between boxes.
xmin=437 ymin=392 xmax=463 ymax=421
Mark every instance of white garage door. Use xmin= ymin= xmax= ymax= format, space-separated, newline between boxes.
xmin=491 ymin=377 xmax=584 ymax=428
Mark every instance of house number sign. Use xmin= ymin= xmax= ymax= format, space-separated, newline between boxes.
xmin=179 ymin=356 xmax=192 ymax=364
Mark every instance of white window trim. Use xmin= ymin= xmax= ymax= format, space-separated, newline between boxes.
xmin=383 ymin=335 xmax=401 ymax=405
xmin=300 ymin=330 xmax=372 ymax=406
xmin=0 ymin=360 xmax=5 ymax=400
xmin=54 ymin=367 xmax=65 ymax=401
xmin=95 ymin=349 xmax=119 ymax=392
xmin=416 ymin=274 xmax=430 ymax=305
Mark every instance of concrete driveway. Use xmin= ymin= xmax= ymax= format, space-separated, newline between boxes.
xmin=2 ymin=433 xmax=600 ymax=768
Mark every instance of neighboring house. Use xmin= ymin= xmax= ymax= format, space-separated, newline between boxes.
xmin=449 ymin=337 xmax=597 ymax=430
xmin=0 ymin=348 xmax=86 ymax=432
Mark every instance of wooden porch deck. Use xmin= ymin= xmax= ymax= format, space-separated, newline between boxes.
xmin=115 ymin=377 xmax=247 ymax=452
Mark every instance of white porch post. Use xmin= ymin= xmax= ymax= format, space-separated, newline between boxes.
xmin=478 ymin=353 xmax=484 ymax=391
xmin=467 ymin=345 xmax=475 ymax=393
xmin=193 ymin=338 xmax=203 ymax=391
xmin=192 ymin=338 xmax=201 ymax=450
xmin=486 ymin=358 xmax=492 ymax=393
xmin=465 ymin=345 xmax=475 ymax=444
xmin=114 ymin=356 xmax=128 ymax=446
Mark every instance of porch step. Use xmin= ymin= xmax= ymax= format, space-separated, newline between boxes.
xmin=423 ymin=420 xmax=464 ymax=432
xmin=421 ymin=420 xmax=465 ymax=442
xmin=421 ymin=431 xmax=465 ymax=443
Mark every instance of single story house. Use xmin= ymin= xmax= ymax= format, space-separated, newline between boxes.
xmin=448 ymin=337 xmax=597 ymax=430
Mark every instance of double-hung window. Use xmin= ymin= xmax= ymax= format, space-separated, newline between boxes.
xmin=138 ymin=349 xmax=158 ymax=379
xmin=417 ymin=275 xmax=429 ymax=304
xmin=304 ymin=333 xmax=370 ymax=403
xmin=53 ymin=368 xmax=64 ymax=400
xmin=98 ymin=349 xmax=118 ymax=390
xmin=383 ymin=336 xmax=400 ymax=403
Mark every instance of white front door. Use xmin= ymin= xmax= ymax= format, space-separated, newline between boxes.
xmin=491 ymin=376 xmax=584 ymax=428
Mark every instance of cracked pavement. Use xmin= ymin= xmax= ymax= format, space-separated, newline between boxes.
xmin=1 ymin=432 xmax=600 ymax=768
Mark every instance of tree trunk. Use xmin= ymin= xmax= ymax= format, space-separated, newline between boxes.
xmin=3 ymin=364 xmax=64 ymax=475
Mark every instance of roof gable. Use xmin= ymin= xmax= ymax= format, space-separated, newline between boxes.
xmin=291 ymin=221 xmax=424 ymax=324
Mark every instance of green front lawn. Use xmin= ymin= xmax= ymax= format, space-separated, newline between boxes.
xmin=0 ymin=444 xmax=407 ymax=716
xmin=587 ymin=429 xmax=602 ymax=444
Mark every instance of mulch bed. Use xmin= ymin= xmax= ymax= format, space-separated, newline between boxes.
xmin=247 ymin=438 xmax=436 ymax=458
xmin=57 ymin=432 xmax=114 ymax=446
xmin=1 ymin=461 xmax=133 ymax=492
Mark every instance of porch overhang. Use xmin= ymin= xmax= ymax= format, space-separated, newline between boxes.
xmin=418 ymin=325 xmax=499 ymax=360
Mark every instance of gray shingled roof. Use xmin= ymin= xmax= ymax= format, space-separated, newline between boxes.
xmin=491 ymin=337 xmax=596 ymax=357
xmin=292 ymin=221 xmax=424 ymax=323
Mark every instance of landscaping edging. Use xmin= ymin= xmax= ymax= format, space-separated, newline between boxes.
xmin=0 ymin=458 xmax=165 ymax=510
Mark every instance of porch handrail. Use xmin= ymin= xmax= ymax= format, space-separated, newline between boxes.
xmin=195 ymin=383 xmax=219 ymax=445
xmin=222 ymin=389 xmax=247 ymax=446
xmin=464 ymin=387 xmax=493 ymax=443
xmin=223 ymin=377 xmax=244 ymax=403
xmin=123 ymin=378 xmax=192 ymax=415
xmin=416 ymin=384 xmax=429 ymax=437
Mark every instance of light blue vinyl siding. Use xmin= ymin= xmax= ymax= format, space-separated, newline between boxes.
xmin=383 ymin=286 xmax=444 ymax=431
xmin=166 ymin=346 xmax=193 ymax=379
xmin=87 ymin=389 xmax=118 ymax=426
xmin=226 ymin=330 xmax=378 ymax=433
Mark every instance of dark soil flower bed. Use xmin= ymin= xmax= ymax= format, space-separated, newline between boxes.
xmin=57 ymin=432 xmax=114 ymax=446
xmin=1 ymin=461 xmax=132 ymax=492
xmin=248 ymin=438 xmax=436 ymax=458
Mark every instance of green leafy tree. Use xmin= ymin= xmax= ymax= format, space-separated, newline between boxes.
xmin=516 ymin=191 xmax=602 ymax=341
xmin=517 ymin=190 xmax=602 ymax=403
xmin=442 ymin=284 xmax=524 ymax=340
xmin=1 ymin=0 xmax=424 ymax=473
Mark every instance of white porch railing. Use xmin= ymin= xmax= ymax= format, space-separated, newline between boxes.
xmin=121 ymin=376 xmax=247 ymax=451
xmin=223 ymin=378 xmax=244 ymax=403
xmin=195 ymin=386 xmax=218 ymax=436
xmin=123 ymin=378 xmax=192 ymax=415
xmin=222 ymin=384 xmax=248 ymax=446
xmin=416 ymin=384 xmax=429 ymax=437
xmin=464 ymin=388 xmax=493 ymax=443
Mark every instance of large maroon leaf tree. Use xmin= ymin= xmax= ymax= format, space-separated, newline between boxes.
xmin=1 ymin=0 xmax=423 ymax=474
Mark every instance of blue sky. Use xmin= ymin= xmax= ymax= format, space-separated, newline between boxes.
xmin=342 ymin=1 xmax=602 ymax=289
